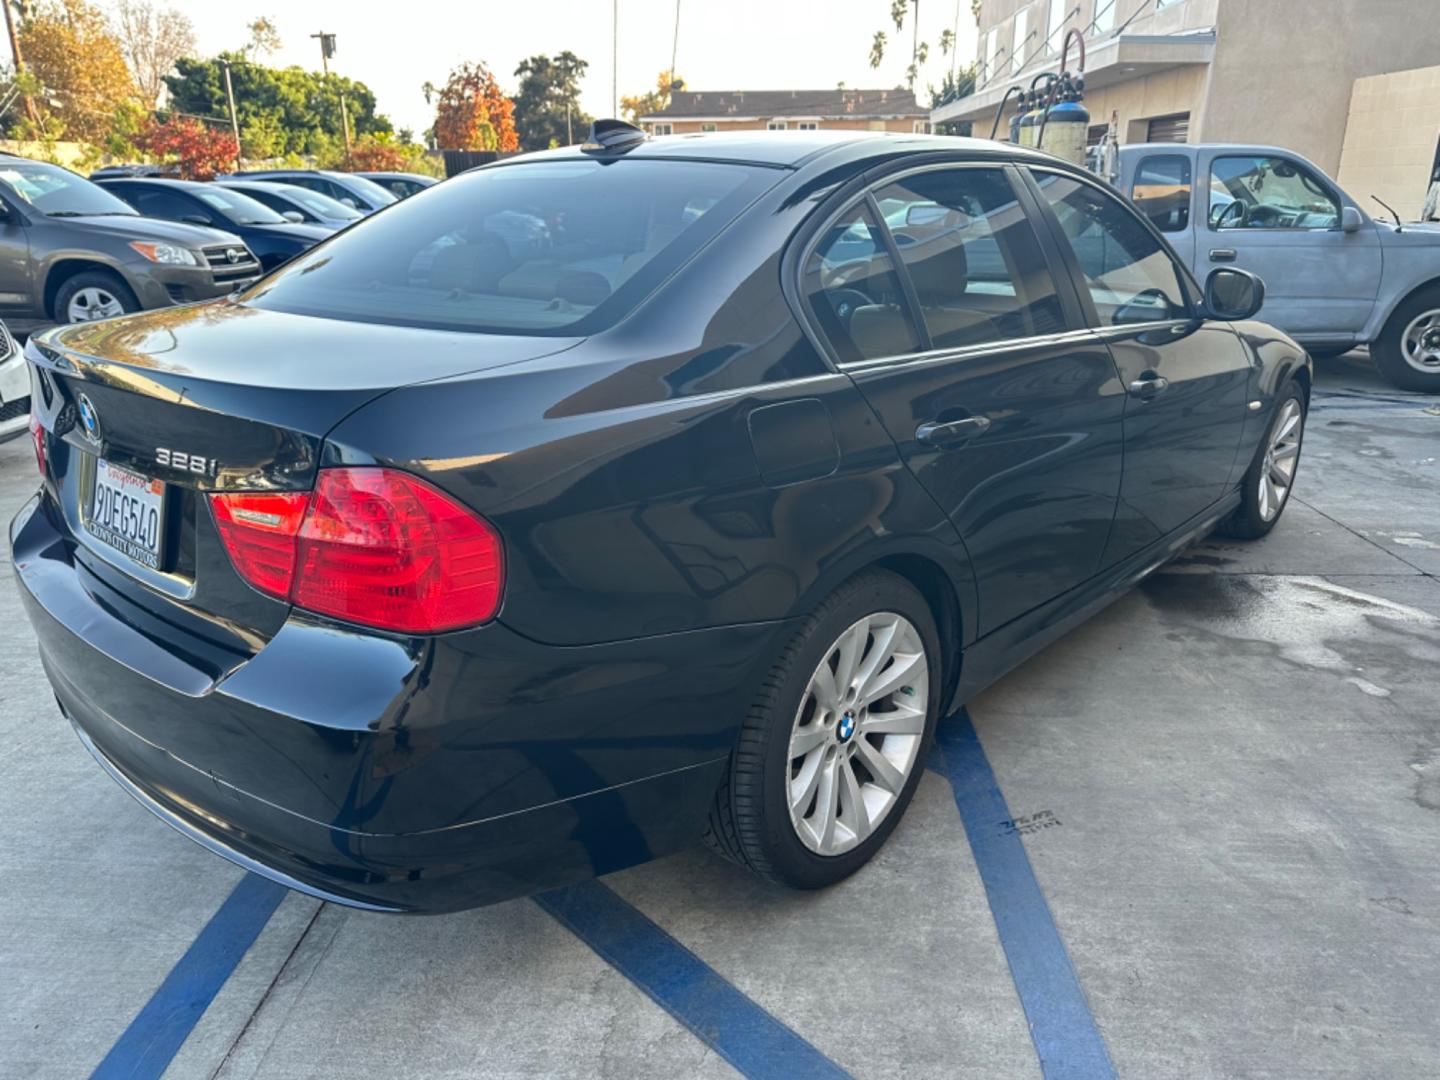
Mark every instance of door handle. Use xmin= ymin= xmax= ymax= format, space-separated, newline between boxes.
xmin=1209 ymin=248 xmax=1237 ymax=262
xmin=915 ymin=415 xmax=991 ymax=447
xmin=1128 ymin=375 xmax=1170 ymax=400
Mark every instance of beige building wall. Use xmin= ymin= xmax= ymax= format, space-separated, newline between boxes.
xmin=1197 ymin=0 xmax=1440 ymax=176
xmin=1336 ymin=65 xmax=1440 ymax=221
xmin=1078 ymin=65 xmax=1208 ymax=145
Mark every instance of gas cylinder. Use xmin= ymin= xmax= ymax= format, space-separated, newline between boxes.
xmin=1017 ymin=93 xmax=1040 ymax=148
xmin=1038 ymin=79 xmax=1089 ymax=166
xmin=1008 ymin=93 xmax=1026 ymax=144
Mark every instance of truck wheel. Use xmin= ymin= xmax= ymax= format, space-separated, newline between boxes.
xmin=1374 ymin=285 xmax=1440 ymax=392
xmin=1218 ymin=382 xmax=1306 ymax=540
xmin=54 ymin=270 xmax=139 ymax=324
xmin=704 ymin=570 xmax=940 ymax=890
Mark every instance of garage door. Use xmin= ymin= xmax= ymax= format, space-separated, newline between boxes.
xmin=1146 ymin=113 xmax=1190 ymax=143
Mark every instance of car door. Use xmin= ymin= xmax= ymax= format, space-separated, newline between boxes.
xmin=802 ymin=162 xmax=1126 ymax=635
xmin=0 ymin=188 xmax=33 ymax=317
xmin=1195 ymin=149 xmax=1381 ymax=338
xmin=1025 ymin=166 xmax=1252 ymax=561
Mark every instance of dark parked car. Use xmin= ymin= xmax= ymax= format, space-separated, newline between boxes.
xmin=213 ymin=179 xmax=364 ymax=230
xmin=225 ymin=169 xmax=397 ymax=214
xmin=97 ymin=178 xmax=332 ymax=271
xmin=12 ymin=128 xmax=1310 ymax=913
xmin=356 ymin=171 xmax=438 ymax=199
xmin=0 ymin=155 xmax=260 ymax=331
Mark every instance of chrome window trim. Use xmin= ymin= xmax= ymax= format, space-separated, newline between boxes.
xmin=837 ymin=325 xmax=1102 ymax=376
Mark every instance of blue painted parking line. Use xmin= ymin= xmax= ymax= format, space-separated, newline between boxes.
xmin=91 ymin=873 xmax=287 ymax=1080
xmin=536 ymin=880 xmax=853 ymax=1080
xmin=933 ymin=709 xmax=1117 ymax=1080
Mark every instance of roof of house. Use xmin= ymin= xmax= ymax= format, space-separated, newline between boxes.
xmin=641 ymin=88 xmax=926 ymax=121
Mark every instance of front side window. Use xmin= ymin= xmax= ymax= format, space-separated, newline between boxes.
xmin=1209 ymin=155 xmax=1340 ymax=230
xmin=244 ymin=159 xmax=777 ymax=335
xmin=1131 ymin=154 xmax=1192 ymax=232
xmin=123 ymin=187 xmax=198 ymax=222
xmin=195 ymin=187 xmax=286 ymax=225
xmin=875 ymin=167 xmax=1066 ymax=348
xmin=803 ymin=204 xmax=920 ymax=364
xmin=1033 ymin=171 xmax=1191 ymax=326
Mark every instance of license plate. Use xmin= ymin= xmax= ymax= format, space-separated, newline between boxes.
xmin=87 ymin=458 xmax=166 ymax=570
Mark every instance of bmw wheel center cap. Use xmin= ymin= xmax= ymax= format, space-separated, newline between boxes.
xmin=837 ymin=711 xmax=856 ymax=742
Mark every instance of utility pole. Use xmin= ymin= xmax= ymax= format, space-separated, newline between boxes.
xmin=2 ymin=0 xmax=41 ymax=127
xmin=611 ymin=0 xmax=617 ymax=117
xmin=311 ymin=30 xmax=352 ymax=160
xmin=220 ymin=59 xmax=242 ymax=169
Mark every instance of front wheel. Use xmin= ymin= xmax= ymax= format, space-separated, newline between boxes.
xmin=54 ymin=270 xmax=140 ymax=324
xmin=1373 ymin=286 xmax=1440 ymax=392
xmin=705 ymin=570 xmax=940 ymax=890
xmin=1218 ymin=383 xmax=1306 ymax=540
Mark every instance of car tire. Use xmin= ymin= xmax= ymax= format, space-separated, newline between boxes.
xmin=1218 ymin=382 xmax=1306 ymax=540
xmin=1373 ymin=285 xmax=1440 ymax=392
xmin=54 ymin=270 xmax=140 ymax=324
xmin=704 ymin=569 xmax=941 ymax=890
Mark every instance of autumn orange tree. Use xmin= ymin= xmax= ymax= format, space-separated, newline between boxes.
xmin=621 ymin=71 xmax=684 ymax=125
xmin=430 ymin=61 xmax=517 ymax=152
xmin=19 ymin=0 xmax=139 ymax=143
xmin=134 ymin=117 xmax=239 ymax=180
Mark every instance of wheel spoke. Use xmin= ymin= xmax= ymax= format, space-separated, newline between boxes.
xmin=849 ymin=618 xmax=898 ymax=699
xmin=1272 ymin=442 xmax=1299 ymax=461
xmin=859 ymin=650 xmax=923 ymax=707
xmin=838 ymin=759 xmax=870 ymax=842
xmin=790 ymin=724 xmax=828 ymax=758
xmin=1258 ymin=474 xmax=1271 ymax=518
xmin=1275 ymin=411 xmax=1300 ymax=442
xmin=832 ymin=620 xmax=866 ymax=697
xmin=790 ymin=752 xmax=824 ymax=814
xmin=1269 ymin=462 xmax=1291 ymax=487
xmin=858 ymin=703 xmax=926 ymax=736
xmin=1262 ymin=476 xmax=1279 ymax=518
xmin=810 ymin=661 xmax=840 ymax=709
xmin=814 ymin=759 xmax=841 ymax=848
xmin=854 ymin=737 xmax=905 ymax=793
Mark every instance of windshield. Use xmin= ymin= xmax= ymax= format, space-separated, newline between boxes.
xmin=196 ymin=187 xmax=287 ymax=225
xmin=0 ymin=161 xmax=138 ymax=217
xmin=284 ymin=187 xmax=361 ymax=220
xmin=242 ymin=158 xmax=777 ymax=334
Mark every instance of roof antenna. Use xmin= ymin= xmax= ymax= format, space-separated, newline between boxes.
xmin=582 ymin=118 xmax=648 ymax=155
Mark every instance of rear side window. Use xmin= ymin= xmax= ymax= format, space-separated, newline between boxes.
xmin=1032 ymin=171 xmax=1192 ymax=326
xmin=243 ymin=160 xmax=777 ymax=335
xmin=1131 ymin=154 xmax=1191 ymax=232
xmin=803 ymin=204 xmax=920 ymax=363
xmin=873 ymin=167 xmax=1066 ymax=348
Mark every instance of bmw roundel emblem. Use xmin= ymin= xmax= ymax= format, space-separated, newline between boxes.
xmin=76 ymin=393 xmax=101 ymax=446
xmin=838 ymin=711 xmax=856 ymax=742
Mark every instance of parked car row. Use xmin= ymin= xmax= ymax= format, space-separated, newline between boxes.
xmin=0 ymin=154 xmax=439 ymax=333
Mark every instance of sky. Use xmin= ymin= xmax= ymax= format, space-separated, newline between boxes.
xmin=177 ymin=1 xmax=981 ymax=139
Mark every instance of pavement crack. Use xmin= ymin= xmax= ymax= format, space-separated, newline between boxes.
xmin=1291 ymin=496 xmax=1432 ymax=577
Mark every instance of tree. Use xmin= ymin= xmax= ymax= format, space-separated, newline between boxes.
xmin=512 ymin=52 xmax=590 ymax=151
xmin=431 ymin=61 xmax=517 ymax=152
xmin=620 ymin=71 xmax=684 ymax=125
xmin=134 ymin=116 xmax=238 ymax=179
xmin=867 ymin=0 xmax=964 ymax=91
xmin=113 ymin=0 xmax=196 ymax=108
xmin=18 ymin=0 xmax=138 ymax=143
xmin=244 ymin=16 xmax=281 ymax=58
xmin=165 ymin=54 xmax=392 ymax=157
xmin=930 ymin=61 xmax=977 ymax=133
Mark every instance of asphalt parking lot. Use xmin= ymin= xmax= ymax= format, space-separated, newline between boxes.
xmin=2 ymin=350 xmax=1437 ymax=1080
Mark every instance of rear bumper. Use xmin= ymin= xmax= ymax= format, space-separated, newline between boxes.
xmin=12 ymin=493 xmax=780 ymax=912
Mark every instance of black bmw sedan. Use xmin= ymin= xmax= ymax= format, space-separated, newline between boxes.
xmin=97 ymin=177 xmax=333 ymax=271
xmin=11 ymin=127 xmax=1310 ymax=913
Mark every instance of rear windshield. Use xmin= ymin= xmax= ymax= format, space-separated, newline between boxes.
xmin=241 ymin=158 xmax=777 ymax=334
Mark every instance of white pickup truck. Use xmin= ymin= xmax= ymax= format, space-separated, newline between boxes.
xmin=1115 ymin=144 xmax=1440 ymax=392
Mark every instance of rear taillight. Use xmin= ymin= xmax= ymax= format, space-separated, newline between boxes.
xmin=209 ymin=468 xmax=503 ymax=634
xmin=28 ymin=412 xmax=44 ymax=476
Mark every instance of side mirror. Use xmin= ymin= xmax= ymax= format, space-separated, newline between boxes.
xmin=1204 ymin=267 xmax=1265 ymax=321
xmin=339 ymin=197 xmax=359 ymax=209
xmin=1340 ymin=206 xmax=1363 ymax=232
xmin=180 ymin=213 xmax=212 ymax=226
xmin=281 ymin=210 xmax=304 ymax=223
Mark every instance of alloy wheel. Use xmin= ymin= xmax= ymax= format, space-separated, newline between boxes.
xmin=1258 ymin=397 xmax=1303 ymax=522
xmin=67 ymin=287 xmax=125 ymax=323
xmin=1401 ymin=308 xmax=1440 ymax=374
xmin=787 ymin=612 xmax=929 ymax=856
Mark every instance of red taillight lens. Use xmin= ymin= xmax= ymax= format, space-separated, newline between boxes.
xmin=209 ymin=468 xmax=503 ymax=634
xmin=28 ymin=412 xmax=44 ymax=476
xmin=210 ymin=490 xmax=311 ymax=598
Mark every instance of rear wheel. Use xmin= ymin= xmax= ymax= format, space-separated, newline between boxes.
xmin=1218 ymin=383 xmax=1306 ymax=540
xmin=54 ymin=270 xmax=139 ymax=324
xmin=705 ymin=570 xmax=940 ymax=889
xmin=1373 ymin=285 xmax=1440 ymax=392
